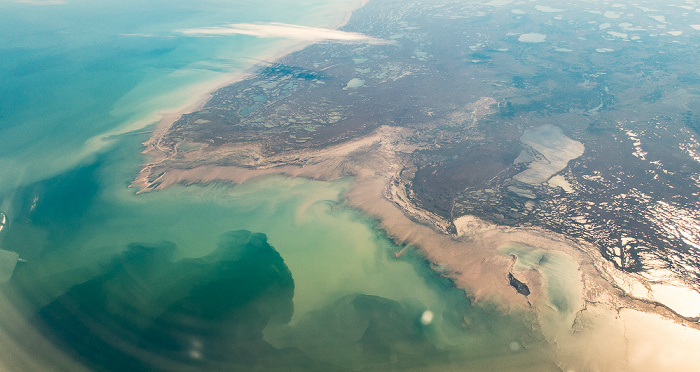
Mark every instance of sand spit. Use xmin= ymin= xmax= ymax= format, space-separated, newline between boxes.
xmin=133 ymin=0 xmax=369 ymax=192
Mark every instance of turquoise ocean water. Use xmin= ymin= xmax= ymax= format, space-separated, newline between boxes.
xmin=0 ymin=1 xmax=556 ymax=370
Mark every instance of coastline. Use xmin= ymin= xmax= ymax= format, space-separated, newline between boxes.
xmin=128 ymin=0 xmax=700 ymax=368
xmin=137 ymin=117 xmax=700 ymax=322
xmin=136 ymin=120 xmax=700 ymax=368
xmin=136 ymin=87 xmax=700 ymax=318
xmin=132 ymin=0 xmax=369 ymax=191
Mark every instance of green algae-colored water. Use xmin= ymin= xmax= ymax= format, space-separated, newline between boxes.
xmin=1 ymin=136 xmax=554 ymax=370
xmin=0 ymin=1 xmax=561 ymax=369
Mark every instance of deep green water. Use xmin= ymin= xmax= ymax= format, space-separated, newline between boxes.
xmin=1 ymin=135 xmax=552 ymax=370
xmin=0 ymin=1 xmax=557 ymax=370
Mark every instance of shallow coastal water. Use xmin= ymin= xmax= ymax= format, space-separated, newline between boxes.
xmin=0 ymin=2 xmax=558 ymax=369
xmin=0 ymin=0 xmax=362 ymax=195
xmin=4 ymin=0 xmax=700 ymax=370
xmin=1 ymin=137 xmax=555 ymax=370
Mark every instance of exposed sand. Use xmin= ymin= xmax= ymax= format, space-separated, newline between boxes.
xmin=133 ymin=0 xmax=369 ymax=191
xmin=139 ymin=120 xmax=700 ymax=320
xmin=136 ymin=118 xmax=700 ymax=369
xmin=518 ymin=33 xmax=547 ymax=43
xmin=130 ymin=0 xmax=700 ymax=364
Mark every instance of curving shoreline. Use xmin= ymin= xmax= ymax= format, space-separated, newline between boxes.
xmin=132 ymin=0 xmax=369 ymax=192
xmin=136 ymin=122 xmax=700 ymax=369
xmin=137 ymin=102 xmax=700 ymax=322
xmin=131 ymin=0 xmax=700 ymax=369
xmin=137 ymin=129 xmax=700 ymax=370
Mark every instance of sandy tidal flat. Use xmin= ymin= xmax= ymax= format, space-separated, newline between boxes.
xmin=138 ymin=120 xmax=700 ymax=369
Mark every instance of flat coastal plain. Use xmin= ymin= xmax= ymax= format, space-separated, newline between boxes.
xmin=136 ymin=0 xmax=700 ymax=370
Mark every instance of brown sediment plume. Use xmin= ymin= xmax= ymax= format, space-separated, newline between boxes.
xmin=125 ymin=0 xmax=700 ymax=366
xmin=135 ymin=120 xmax=700 ymax=369
xmin=135 ymin=123 xmax=700 ymax=324
xmin=0 ymin=287 xmax=90 ymax=372
xmin=132 ymin=0 xmax=370 ymax=194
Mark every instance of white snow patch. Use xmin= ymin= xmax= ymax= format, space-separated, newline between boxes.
xmin=668 ymin=31 xmax=683 ymax=36
xmin=513 ymin=125 xmax=585 ymax=185
xmin=637 ymin=6 xmax=657 ymax=12
xmin=625 ymin=130 xmax=647 ymax=160
xmin=548 ymin=174 xmax=574 ymax=192
xmin=596 ymin=48 xmax=615 ymax=52
xmin=344 ymin=78 xmax=365 ymax=89
xmin=621 ymin=237 xmax=635 ymax=246
xmin=535 ymin=5 xmax=563 ymax=12
xmin=518 ymin=33 xmax=547 ymax=43
xmin=607 ymin=31 xmax=628 ymax=38
xmin=604 ymin=11 xmax=621 ymax=19
xmin=485 ymin=0 xmax=513 ymax=6
xmin=599 ymin=23 xmax=612 ymax=30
